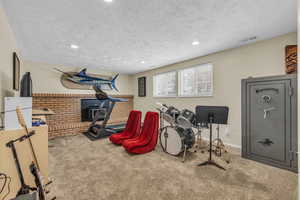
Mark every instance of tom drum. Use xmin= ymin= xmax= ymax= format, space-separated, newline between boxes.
xmin=177 ymin=109 xmax=196 ymax=129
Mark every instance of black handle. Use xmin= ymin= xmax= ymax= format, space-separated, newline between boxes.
xmin=256 ymin=88 xmax=279 ymax=94
xmin=258 ymin=138 xmax=274 ymax=146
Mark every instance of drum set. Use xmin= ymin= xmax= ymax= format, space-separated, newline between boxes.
xmin=156 ymin=103 xmax=228 ymax=163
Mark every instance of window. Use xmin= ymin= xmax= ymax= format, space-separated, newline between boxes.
xmin=179 ymin=63 xmax=213 ymax=97
xmin=153 ymin=63 xmax=213 ymax=97
xmin=153 ymin=71 xmax=177 ymax=97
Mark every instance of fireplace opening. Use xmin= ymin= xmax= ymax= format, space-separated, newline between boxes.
xmin=81 ymin=99 xmax=108 ymax=122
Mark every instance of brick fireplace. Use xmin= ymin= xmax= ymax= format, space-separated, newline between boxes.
xmin=32 ymin=93 xmax=133 ymax=139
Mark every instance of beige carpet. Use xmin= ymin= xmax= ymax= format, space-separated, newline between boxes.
xmin=48 ymin=135 xmax=298 ymax=200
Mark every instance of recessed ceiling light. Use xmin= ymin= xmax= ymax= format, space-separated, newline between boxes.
xmin=70 ymin=44 xmax=79 ymax=49
xmin=192 ymin=40 xmax=199 ymax=46
xmin=104 ymin=0 xmax=113 ymax=2
xmin=141 ymin=61 xmax=145 ymax=64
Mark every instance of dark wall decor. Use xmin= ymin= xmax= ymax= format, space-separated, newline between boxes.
xmin=138 ymin=77 xmax=146 ymax=97
xmin=13 ymin=52 xmax=20 ymax=91
xmin=285 ymin=45 xmax=297 ymax=74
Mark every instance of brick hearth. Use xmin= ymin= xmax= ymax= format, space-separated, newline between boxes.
xmin=32 ymin=93 xmax=133 ymax=139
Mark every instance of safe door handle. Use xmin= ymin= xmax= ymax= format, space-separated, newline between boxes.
xmin=258 ymin=138 xmax=274 ymax=146
xmin=256 ymin=88 xmax=279 ymax=94
xmin=263 ymin=107 xmax=275 ymax=119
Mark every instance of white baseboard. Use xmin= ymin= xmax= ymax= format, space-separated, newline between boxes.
xmin=200 ymin=137 xmax=241 ymax=150
xmin=223 ymin=142 xmax=241 ymax=149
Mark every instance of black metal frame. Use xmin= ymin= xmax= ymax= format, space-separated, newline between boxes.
xmin=6 ymin=133 xmax=36 ymax=197
xmin=195 ymin=106 xmax=229 ymax=170
xmin=87 ymin=100 xmax=116 ymax=138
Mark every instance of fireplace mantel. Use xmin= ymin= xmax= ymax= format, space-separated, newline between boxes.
xmin=33 ymin=93 xmax=133 ymax=98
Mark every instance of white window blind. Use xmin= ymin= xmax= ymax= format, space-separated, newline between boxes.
xmin=179 ymin=63 xmax=213 ymax=96
xmin=153 ymin=71 xmax=177 ymax=97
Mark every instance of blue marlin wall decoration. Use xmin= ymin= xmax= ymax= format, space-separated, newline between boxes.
xmin=54 ymin=68 xmax=119 ymax=91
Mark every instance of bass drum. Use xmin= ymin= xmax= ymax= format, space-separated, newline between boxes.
xmin=160 ymin=126 xmax=195 ymax=155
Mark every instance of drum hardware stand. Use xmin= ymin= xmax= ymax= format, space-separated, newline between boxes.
xmin=157 ymin=108 xmax=168 ymax=153
xmin=212 ymin=124 xmax=227 ymax=157
xmin=163 ymin=130 xmax=168 ymax=153
xmin=157 ymin=108 xmax=165 ymax=133
xmin=182 ymin=145 xmax=188 ymax=163
xmin=193 ymin=124 xmax=207 ymax=153
xmin=171 ymin=112 xmax=177 ymax=126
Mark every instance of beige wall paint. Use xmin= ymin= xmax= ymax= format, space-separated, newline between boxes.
xmin=0 ymin=5 xmax=20 ymax=126
xmin=133 ymin=32 xmax=297 ymax=147
xmin=22 ymin=60 xmax=134 ymax=95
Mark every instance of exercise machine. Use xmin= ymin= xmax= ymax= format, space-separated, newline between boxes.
xmin=84 ymin=86 xmax=128 ymax=140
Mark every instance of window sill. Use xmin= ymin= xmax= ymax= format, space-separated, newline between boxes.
xmin=152 ymin=95 xmax=213 ymax=98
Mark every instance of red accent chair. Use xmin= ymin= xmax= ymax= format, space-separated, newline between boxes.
xmin=109 ymin=110 xmax=142 ymax=145
xmin=122 ymin=112 xmax=159 ymax=154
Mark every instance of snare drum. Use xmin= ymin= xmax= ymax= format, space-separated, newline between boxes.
xmin=163 ymin=106 xmax=180 ymax=124
xmin=177 ymin=109 xmax=196 ymax=129
xmin=160 ymin=126 xmax=195 ymax=155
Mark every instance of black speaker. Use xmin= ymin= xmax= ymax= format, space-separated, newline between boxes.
xmin=20 ymin=72 xmax=32 ymax=97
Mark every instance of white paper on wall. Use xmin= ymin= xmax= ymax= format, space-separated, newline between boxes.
xmin=4 ymin=97 xmax=32 ymax=130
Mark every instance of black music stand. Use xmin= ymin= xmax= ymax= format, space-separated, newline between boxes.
xmin=195 ymin=106 xmax=229 ymax=170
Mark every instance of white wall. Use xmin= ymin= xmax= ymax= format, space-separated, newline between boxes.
xmin=133 ymin=33 xmax=297 ymax=148
xmin=0 ymin=5 xmax=20 ymax=126
xmin=22 ymin=60 xmax=134 ymax=95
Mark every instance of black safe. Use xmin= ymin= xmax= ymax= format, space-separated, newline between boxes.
xmin=241 ymin=74 xmax=297 ymax=172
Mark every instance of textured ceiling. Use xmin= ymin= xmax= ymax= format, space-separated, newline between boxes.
xmin=1 ymin=0 xmax=297 ymax=74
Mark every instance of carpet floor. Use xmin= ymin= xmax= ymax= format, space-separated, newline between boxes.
xmin=48 ymin=135 xmax=298 ymax=200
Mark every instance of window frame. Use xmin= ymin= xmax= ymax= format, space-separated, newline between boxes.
xmin=178 ymin=63 xmax=214 ymax=97
xmin=153 ymin=70 xmax=178 ymax=98
xmin=152 ymin=62 xmax=213 ymax=98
